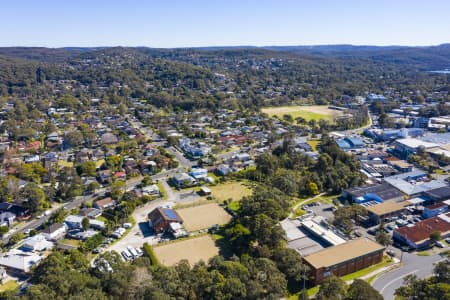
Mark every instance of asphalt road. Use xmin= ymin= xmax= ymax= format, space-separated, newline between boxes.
xmin=2 ymin=168 xmax=178 ymax=243
xmin=372 ymin=252 xmax=445 ymax=300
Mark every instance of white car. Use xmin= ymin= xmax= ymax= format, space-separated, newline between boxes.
xmin=436 ymin=241 xmax=445 ymax=248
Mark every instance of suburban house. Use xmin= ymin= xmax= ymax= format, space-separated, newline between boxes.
xmin=216 ymin=164 xmax=232 ymax=176
xmin=172 ymin=172 xmax=196 ymax=188
xmin=393 ymin=213 xmax=450 ymax=249
xmin=303 ymin=238 xmax=385 ymax=284
xmin=21 ymin=234 xmax=54 ymax=252
xmin=0 ymin=251 xmax=43 ymax=274
xmin=42 ymin=223 xmax=67 ymax=241
xmin=142 ymin=184 xmax=160 ymax=196
xmin=0 ymin=203 xmax=30 ymax=220
xmin=94 ymin=197 xmax=116 ymax=210
xmin=78 ymin=208 xmax=102 ymax=219
xmin=189 ymin=168 xmax=208 ymax=180
xmin=64 ymin=215 xmax=84 ymax=229
xmin=148 ymin=207 xmax=183 ymax=234
xmin=0 ymin=212 xmax=15 ymax=227
xmin=89 ymin=219 xmax=106 ymax=230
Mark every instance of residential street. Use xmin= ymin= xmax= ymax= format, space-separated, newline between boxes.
xmin=372 ymin=252 xmax=445 ymax=300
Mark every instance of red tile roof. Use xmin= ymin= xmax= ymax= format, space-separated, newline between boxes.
xmin=395 ymin=213 xmax=450 ymax=243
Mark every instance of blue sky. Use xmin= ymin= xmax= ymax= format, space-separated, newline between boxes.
xmin=1 ymin=0 xmax=449 ymax=47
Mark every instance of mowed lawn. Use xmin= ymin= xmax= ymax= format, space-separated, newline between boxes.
xmin=177 ymin=203 xmax=232 ymax=231
xmin=261 ymin=105 xmax=343 ymax=122
xmin=154 ymin=235 xmax=219 ymax=266
xmin=209 ymin=181 xmax=253 ymax=202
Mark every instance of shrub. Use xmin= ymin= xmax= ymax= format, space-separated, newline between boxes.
xmin=143 ymin=242 xmax=159 ymax=266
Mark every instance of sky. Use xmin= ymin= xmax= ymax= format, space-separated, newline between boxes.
xmin=1 ymin=0 xmax=450 ymax=48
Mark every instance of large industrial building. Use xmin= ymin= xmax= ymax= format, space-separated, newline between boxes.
xmin=303 ymin=238 xmax=385 ymax=284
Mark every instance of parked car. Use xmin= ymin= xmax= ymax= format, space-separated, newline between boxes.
xmin=386 ymin=250 xmax=396 ymax=257
xmin=121 ymin=250 xmax=132 ymax=261
xmin=436 ymin=241 xmax=445 ymax=248
xmin=127 ymin=246 xmax=138 ymax=258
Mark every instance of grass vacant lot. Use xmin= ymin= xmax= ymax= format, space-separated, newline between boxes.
xmin=261 ymin=105 xmax=343 ymax=122
xmin=209 ymin=181 xmax=253 ymax=203
xmin=307 ymin=139 xmax=321 ymax=151
xmin=154 ymin=235 xmax=219 ymax=266
xmin=0 ymin=280 xmax=18 ymax=292
xmin=60 ymin=239 xmax=81 ymax=247
xmin=177 ymin=203 xmax=232 ymax=231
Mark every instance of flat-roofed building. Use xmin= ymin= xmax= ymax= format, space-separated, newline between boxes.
xmin=342 ymin=183 xmax=404 ymax=204
xmin=424 ymin=186 xmax=450 ymax=203
xmin=301 ymin=217 xmax=347 ymax=246
xmin=303 ymin=238 xmax=384 ymax=284
xmin=364 ymin=200 xmax=409 ymax=224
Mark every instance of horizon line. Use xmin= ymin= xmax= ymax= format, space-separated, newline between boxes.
xmin=1 ymin=42 xmax=449 ymax=50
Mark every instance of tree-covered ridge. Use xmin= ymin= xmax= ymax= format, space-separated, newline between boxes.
xmin=0 ymin=46 xmax=449 ymax=111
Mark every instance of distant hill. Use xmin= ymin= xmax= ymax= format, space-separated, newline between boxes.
xmin=263 ymin=44 xmax=450 ymax=70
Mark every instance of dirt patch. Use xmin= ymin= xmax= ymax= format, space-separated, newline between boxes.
xmin=177 ymin=203 xmax=232 ymax=231
xmin=154 ymin=235 xmax=219 ymax=266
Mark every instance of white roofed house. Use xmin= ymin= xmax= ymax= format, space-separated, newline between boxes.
xmin=142 ymin=184 xmax=160 ymax=196
xmin=21 ymin=234 xmax=54 ymax=251
xmin=42 ymin=223 xmax=67 ymax=241
xmin=0 ymin=250 xmax=43 ymax=274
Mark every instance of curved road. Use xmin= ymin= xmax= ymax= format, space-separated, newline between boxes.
xmin=372 ymin=252 xmax=445 ymax=300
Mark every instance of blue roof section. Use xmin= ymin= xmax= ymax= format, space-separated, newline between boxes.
xmin=163 ymin=208 xmax=178 ymax=220
xmin=336 ymin=139 xmax=351 ymax=149
xmin=421 ymin=132 xmax=450 ymax=145
xmin=345 ymin=137 xmax=365 ymax=147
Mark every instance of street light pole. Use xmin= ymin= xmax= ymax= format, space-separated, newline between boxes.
xmin=302 ymin=265 xmax=307 ymax=300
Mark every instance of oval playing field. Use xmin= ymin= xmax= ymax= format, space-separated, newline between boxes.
xmin=261 ymin=105 xmax=344 ymax=122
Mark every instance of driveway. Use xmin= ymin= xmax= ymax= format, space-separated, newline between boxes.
xmin=372 ymin=252 xmax=445 ymax=300
xmin=107 ymin=198 xmax=165 ymax=253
